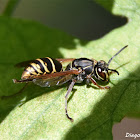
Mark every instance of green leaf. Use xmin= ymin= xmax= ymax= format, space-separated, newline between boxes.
xmin=0 ymin=0 xmax=140 ymax=140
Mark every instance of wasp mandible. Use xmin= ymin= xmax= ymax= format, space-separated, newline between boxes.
xmin=13 ymin=45 xmax=128 ymax=122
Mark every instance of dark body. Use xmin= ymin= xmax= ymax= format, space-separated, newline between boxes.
xmin=66 ymin=58 xmax=95 ymax=83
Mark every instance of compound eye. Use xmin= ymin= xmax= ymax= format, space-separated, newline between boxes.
xmin=97 ymin=67 xmax=106 ymax=81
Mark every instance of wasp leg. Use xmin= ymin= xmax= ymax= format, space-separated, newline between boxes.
xmin=87 ymin=75 xmax=110 ymax=89
xmin=65 ymin=79 xmax=76 ymax=122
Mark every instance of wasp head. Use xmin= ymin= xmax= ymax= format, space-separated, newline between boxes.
xmin=94 ymin=60 xmax=119 ymax=81
xmin=94 ymin=45 xmax=128 ymax=81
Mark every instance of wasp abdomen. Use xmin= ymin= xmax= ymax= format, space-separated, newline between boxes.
xmin=21 ymin=57 xmax=62 ymax=79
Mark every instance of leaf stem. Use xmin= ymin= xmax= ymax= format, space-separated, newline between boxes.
xmin=2 ymin=0 xmax=21 ymax=17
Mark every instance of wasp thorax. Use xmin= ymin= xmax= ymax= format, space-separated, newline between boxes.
xmin=94 ymin=60 xmax=109 ymax=81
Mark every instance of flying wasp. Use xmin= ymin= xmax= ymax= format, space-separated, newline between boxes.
xmin=13 ymin=45 xmax=128 ymax=122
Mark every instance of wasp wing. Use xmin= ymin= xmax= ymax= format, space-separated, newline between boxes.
xmin=15 ymin=60 xmax=34 ymax=68
xmin=32 ymin=70 xmax=80 ymax=87
xmin=15 ymin=58 xmax=75 ymax=68
xmin=33 ymin=74 xmax=72 ymax=87
xmin=56 ymin=58 xmax=75 ymax=63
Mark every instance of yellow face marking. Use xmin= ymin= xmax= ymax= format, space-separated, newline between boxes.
xmin=46 ymin=57 xmax=56 ymax=73
xmin=105 ymin=72 xmax=109 ymax=80
xmin=36 ymin=59 xmax=50 ymax=73
xmin=95 ymin=68 xmax=104 ymax=80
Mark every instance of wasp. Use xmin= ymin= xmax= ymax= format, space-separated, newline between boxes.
xmin=13 ymin=45 xmax=128 ymax=122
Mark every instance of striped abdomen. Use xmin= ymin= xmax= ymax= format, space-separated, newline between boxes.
xmin=21 ymin=57 xmax=62 ymax=79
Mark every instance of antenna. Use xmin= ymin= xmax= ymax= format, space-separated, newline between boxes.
xmin=107 ymin=45 xmax=128 ymax=66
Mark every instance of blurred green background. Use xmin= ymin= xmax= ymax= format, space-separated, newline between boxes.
xmin=1 ymin=0 xmax=126 ymax=40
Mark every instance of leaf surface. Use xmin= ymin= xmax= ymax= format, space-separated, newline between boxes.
xmin=0 ymin=0 xmax=140 ymax=140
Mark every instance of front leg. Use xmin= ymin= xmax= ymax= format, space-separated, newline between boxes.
xmin=86 ymin=75 xmax=110 ymax=89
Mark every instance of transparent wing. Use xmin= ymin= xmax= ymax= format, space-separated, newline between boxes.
xmin=32 ymin=70 xmax=80 ymax=87
xmin=15 ymin=60 xmax=34 ymax=68
xmin=56 ymin=58 xmax=75 ymax=63
xmin=33 ymin=74 xmax=73 ymax=87
xmin=15 ymin=58 xmax=75 ymax=68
